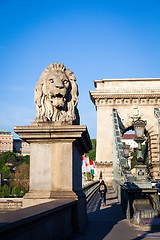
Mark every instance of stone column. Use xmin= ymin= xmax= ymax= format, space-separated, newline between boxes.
xmin=14 ymin=124 xmax=92 ymax=207
xmin=95 ymin=105 xmax=113 ymax=185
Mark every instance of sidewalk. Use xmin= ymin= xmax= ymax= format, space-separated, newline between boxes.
xmin=73 ymin=187 xmax=160 ymax=240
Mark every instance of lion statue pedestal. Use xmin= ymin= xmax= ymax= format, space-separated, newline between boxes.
xmin=14 ymin=62 xmax=92 ymax=232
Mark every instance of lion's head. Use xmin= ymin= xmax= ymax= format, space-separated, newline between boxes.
xmin=34 ymin=62 xmax=79 ymax=124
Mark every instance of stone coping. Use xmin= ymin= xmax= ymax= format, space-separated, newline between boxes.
xmin=94 ymin=78 xmax=160 ymax=87
xmin=0 ymin=199 xmax=77 ymax=229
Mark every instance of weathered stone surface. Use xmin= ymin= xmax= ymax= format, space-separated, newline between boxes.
xmin=14 ymin=125 xmax=92 ymax=207
xmin=90 ymin=78 xmax=160 ymax=182
xmin=34 ymin=62 xmax=79 ymax=125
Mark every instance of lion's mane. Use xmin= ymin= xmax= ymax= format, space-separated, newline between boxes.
xmin=34 ymin=62 xmax=79 ymax=124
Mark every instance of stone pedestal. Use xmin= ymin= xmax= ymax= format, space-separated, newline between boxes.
xmin=134 ymin=164 xmax=152 ymax=189
xmin=14 ymin=124 xmax=92 ymax=207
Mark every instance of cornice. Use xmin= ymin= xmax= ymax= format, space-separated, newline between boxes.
xmin=90 ymin=91 xmax=160 ymax=105
xmin=91 ymin=93 xmax=160 ymax=99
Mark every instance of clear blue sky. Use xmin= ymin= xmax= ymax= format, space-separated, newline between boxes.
xmin=0 ymin=0 xmax=160 ymax=139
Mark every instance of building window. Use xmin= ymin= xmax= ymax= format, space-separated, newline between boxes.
xmin=6 ymin=138 xmax=7 ymax=139
xmin=6 ymin=146 xmax=7 ymax=149
xmin=2 ymin=146 xmax=4 ymax=149
xmin=9 ymin=146 xmax=11 ymax=149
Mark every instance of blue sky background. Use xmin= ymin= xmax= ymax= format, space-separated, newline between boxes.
xmin=0 ymin=0 xmax=160 ymax=139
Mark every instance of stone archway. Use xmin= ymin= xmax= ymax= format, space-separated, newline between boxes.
xmin=90 ymin=78 xmax=160 ymax=185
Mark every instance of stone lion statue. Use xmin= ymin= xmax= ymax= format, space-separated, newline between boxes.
xmin=34 ymin=62 xmax=79 ymax=124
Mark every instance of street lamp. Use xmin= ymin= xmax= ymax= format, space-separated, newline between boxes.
xmin=123 ymin=144 xmax=130 ymax=158
xmin=132 ymin=120 xmax=147 ymax=164
xmin=122 ymin=144 xmax=130 ymax=173
xmin=132 ymin=119 xmax=152 ymax=187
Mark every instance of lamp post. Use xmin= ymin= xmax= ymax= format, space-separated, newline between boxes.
xmin=123 ymin=144 xmax=130 ymax=158
xmin=132 ymin=120 xmax=147 ymax=164
xmin=132 ymin=120 xmax=151 ymax=188
xmin=122 ymin=144 xmax=130 ymax=170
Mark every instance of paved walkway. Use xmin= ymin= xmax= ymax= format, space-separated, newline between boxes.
xmin=73 ymin=187 xmax=160 ymax=240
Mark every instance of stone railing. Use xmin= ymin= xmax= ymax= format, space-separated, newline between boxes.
xmin=0 ymin=199 xmax=79 ymax=240
xmin=112 ymin=179 xmax=130 ymax=218
xmin=112 ymin=179 xmax=159 ymax=221
xmin=0 ymin=198 xmax=23 ymax=210
xmin=0 ymin=183 xmax=99 ymax=239
xmin=83 ymin=181 xmax=99 ymax=203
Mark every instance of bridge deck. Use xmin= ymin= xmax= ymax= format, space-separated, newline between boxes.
xmin=73 ymin=187 xmax=160 ymax=240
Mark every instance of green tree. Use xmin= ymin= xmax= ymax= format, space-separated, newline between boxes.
xmin=19 ymin=187 xmax=27 ymax=197
xmin=131 ymin=145 xmax=148 ymax=169
xmin=131 ymin=151 xmax=138 ymax=169
xmin=1 ymin=165 xmax=12 ymax=179
xmin=11 ymin=186 xmax=21 ymax=196
xmin=0 ymin=153 xmax=6 ymax=171
xmin=17 ymin=155 xmax=30 ymax=166
xmin=0 ymin=152 xmax=17 ymax=171
xmin=14 ymin=163 xmax=29 ymax=190
xmin=86 ymin=139 xmax=96 ymax=161
xmin=1 ymin=184 xmax=10 ymax=196
xmin=7 ymin=154 xmax=17 ymax=165
xmin=22 ymin=155 xmax=30 ymax=166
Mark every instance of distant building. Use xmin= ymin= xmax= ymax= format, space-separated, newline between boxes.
xmin=122 ymin=133 xmax=146 ymax=148
xmin=13 ymin=139 xmax=30 ymax=155
xmin=0 ymin=130 xmax=30 ymax=155
xmin=21 ymin=140 xmax=30 ymax=155
xmin=13 ymin=139 xmax=21 ymax=153
xmin=0 ymin=130 xmax=13 ymax=152
xmin=122 ymin=133 xmax=138 ymax=148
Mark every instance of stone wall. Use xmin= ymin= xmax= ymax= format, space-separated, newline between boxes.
xmin=0 ymin=198 xmax=22 ymax=210
xmin=0 ymin=199 xmax=78 ymax=240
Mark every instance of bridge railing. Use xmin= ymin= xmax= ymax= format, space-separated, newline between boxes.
xmin=0 ymin=182 xmax=99 ymax=240
xmin=112 ymin=109 xmax=128 ymax=183
xmin=83 ymin=181 xmax=100 ymax=203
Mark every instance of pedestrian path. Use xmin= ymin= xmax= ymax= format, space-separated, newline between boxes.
xmin=73 ymin=187 xmax=160 ymax=240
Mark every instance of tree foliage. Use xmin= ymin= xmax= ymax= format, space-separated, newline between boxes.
xmin=14 ymin=163 xmax=29 ymax=190
xmin=131 ymin=145 xmax=148 ymax=169
xmin=0 ymin=151 xmax=30 ymax=196
xmin=1 ymin=165 xmax=12 ymax=179
xmin=86 ymin=139 xmax=96 ymax=161
xmin=11 ymin=186 xmax=21 ymax=196
xmin=1 ymin=184 xmax=10 ymax=196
